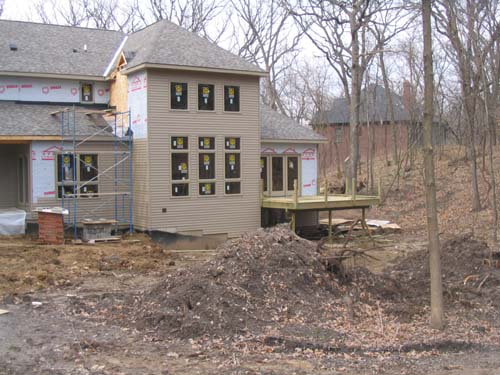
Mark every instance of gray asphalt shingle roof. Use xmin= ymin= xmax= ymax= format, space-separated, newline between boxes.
xmin=0 ymin=19 xmax=263 ymax=77
xmin=313 ymin=84 xmax=410 ymax=125
xmin=0 ymin=102 xmax=110 ymax=137
xmin=0 ymin=20 xmax=124 ymax=77
xmin=261 ymin=106 xmax=326 ymax=142
xmin=123 ymin=20 xmax=264 ymax=74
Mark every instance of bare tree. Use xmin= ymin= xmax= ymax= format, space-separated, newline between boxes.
xmin=422 ymin=0 xmax=444 ymax=330
xmin=289 ymin=0 xmax=411 ymax=191
xmin=133 ymin=0 xmax=226 ymax=40
xmin=434 ymin=0 xmax=500 ymax=211
xmin=31 ymin=0 xmax=89 ymax=26
xmin=231 ymin=0 xmax=301 ymax=113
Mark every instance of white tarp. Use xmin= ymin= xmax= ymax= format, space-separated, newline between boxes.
xmin=0 ymin=208 xmax=26 ymax=235
xmin=128 ymin=71 xmax=148 ymax=139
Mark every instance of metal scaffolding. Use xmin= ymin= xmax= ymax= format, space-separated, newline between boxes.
xmin=57 ymin=106 xmax=133 ymax=238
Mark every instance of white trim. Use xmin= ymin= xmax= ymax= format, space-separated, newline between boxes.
xmin=103 ymin=36 xmax=128 ymax=77
xmin=0 ymin=71 xmax=107 ymax=81
xmin=122 ymin=63 xmax=268 ymax=77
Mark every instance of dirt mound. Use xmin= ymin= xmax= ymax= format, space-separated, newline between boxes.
xmin=133 ymin=227 xmax=341 ymax=339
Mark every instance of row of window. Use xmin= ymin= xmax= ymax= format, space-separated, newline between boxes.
xmin=170 ymin=83 xmax=240 ymax=112
xmin=171 ymin=136 xmax=241 ymax=197
xmin=55 ymin=136 xmax=243 ymax=199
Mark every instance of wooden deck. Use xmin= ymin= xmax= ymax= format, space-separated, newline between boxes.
xmin=261 ymin=194 xmax=380 ymax=211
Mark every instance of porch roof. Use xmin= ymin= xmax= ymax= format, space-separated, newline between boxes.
xmin=261 ymin=106 xmax=327 ymax=143
xmin=0 ymin=101 xmax=111 ymax=138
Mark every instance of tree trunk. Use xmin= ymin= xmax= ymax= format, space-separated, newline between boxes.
xmin=379 ymin=52 xmax=398 ymax=165
xmin=422 ymin=0 xmax=444 ymax=330
xmin=349 ymin=9 xmax=361 ymax=193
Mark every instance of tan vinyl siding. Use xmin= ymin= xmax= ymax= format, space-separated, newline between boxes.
xmin=32 ymin=141 xmax=131 ymax=224
xmin=132 ymin=138 xmax=150 ymax=230
xmin=146 ymin=68 xmax=260 ymax=237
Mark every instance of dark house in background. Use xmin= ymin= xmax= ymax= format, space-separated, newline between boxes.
xmin=312 ymin=83 xmax=448 ymax=174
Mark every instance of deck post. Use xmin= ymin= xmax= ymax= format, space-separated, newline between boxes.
xmin=378 ymin=176 xmax=382 ymax=198
xmin=328 ymin=209 xmax=332 ymax=243
xmin=291 ymin=211 xmax=296 ymax=233
xmin=352 ymin=178 xmax=356 ymax=200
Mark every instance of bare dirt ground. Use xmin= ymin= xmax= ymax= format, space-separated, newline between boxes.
xmin=1 ymin=229 xmax=500 ymax=374
xmin=2 ymin=146 xmax=500 ymax=375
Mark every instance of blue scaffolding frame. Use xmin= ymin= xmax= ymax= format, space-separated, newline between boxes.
xmin=58 ymin=106 xmax=133 ymax=238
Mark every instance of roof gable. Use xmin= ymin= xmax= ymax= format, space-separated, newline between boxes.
xmin=123 ymin=20 xmax=264 ymax=75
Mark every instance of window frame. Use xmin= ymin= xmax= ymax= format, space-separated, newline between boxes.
xmin=80 ymin=82 xmax=94 ymax=103
xmin=55 ymin=153 xmax=99 ymax=199
xmin=198 ymin=137 xmax=216 ymax=197
xmin=224 ymin=136 xmax=242 ymax=195
xmin=170 ymin=82 xmax=188 ymax=110
xmin=224 ymin=85 xmax=240 ymax=112
xmin=197 ymin=83 xmax=215 ymax=111
xmin=170 ymin=136 xmax=190 ymax=197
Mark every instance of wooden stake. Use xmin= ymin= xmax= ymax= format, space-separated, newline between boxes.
xmin=328 ymin=209 xmax=332 ymax=244
xmin=294 ymin=179 xmax=298 ymax=208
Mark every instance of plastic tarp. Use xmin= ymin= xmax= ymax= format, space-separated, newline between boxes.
xmin=0 ymin=208 xmax=26 ymax=235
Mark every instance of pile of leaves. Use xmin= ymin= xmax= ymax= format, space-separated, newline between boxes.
xmin=388 ymin=234 xmax=500 ymax=314
xmin=132 ymin=226 xmax=343 ymax=339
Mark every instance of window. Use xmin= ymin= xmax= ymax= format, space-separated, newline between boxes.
xmin=224 ymin=137 xmax=241 ymax=194
xmin=171 ymin=136 xmax=188 ymax=150
xmin=171 ymin=136 xmax=189 ymax=196
xmin=81 ymin=83 xmax=93 ymax=103
xmin=198 ymin=84 xmax=215 ymax=111
xmin=225 ymin=153 xmax=240 ymax=179
xmin=198 ymin=136 xmax=216 ymax=196
xmin=224 ymin=86 xmax=240 ymax=112
xmin=335 ymin=126 xmax=343 ymax=144
xmin=271 ymin=156 xmax=284 ymax=192
xmin=225 ymin=137 xmax=240 ymax=150
xmin=56 ymin=153 xmax=98 ymax=198
xmin=260 ymin=156 xmax=268 ymax=192
xmin=199 ymin=182 xmax=215 ymax=196
xmin=198 ymin=136 xmax=215 ymax=150
xmin=287 ymin=156 xmax=299 ymax=191
xmin=171 ymin=82 xmax=188 ymax=110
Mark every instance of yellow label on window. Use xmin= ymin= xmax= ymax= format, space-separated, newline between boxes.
xmin=202 ymin=86 xmax=210 ymax=96
xmin=203 ymin=138 xmax=210 ymax=147
xmin=229 ymin=154 xmax=236 ymax=165
xmin=228 ymin=87 xmax=235 ymax=97
xmin=260 ymin=159 xmax=264 ymax=167
xmin=229 ymin=138 xmax=236 ymax=148
xmin=175 ymin=85 xmax=183 ymax=95
xmin=63 ymin=156 xmax=70 ymax=164
xmin=203 ymin=155 xmax=210 ymax=165
xmin=82 ymin=84 xmax=91 ymax=95
xmin=177 ymin=137 xmax=184 ymax=147
xmin=84 ymin=156 xmax=92 ymax=165
xmin=180 ymin=162 xmax=187 ymax=172
xmin=204 ymin=183 xmax=211 ymax=194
